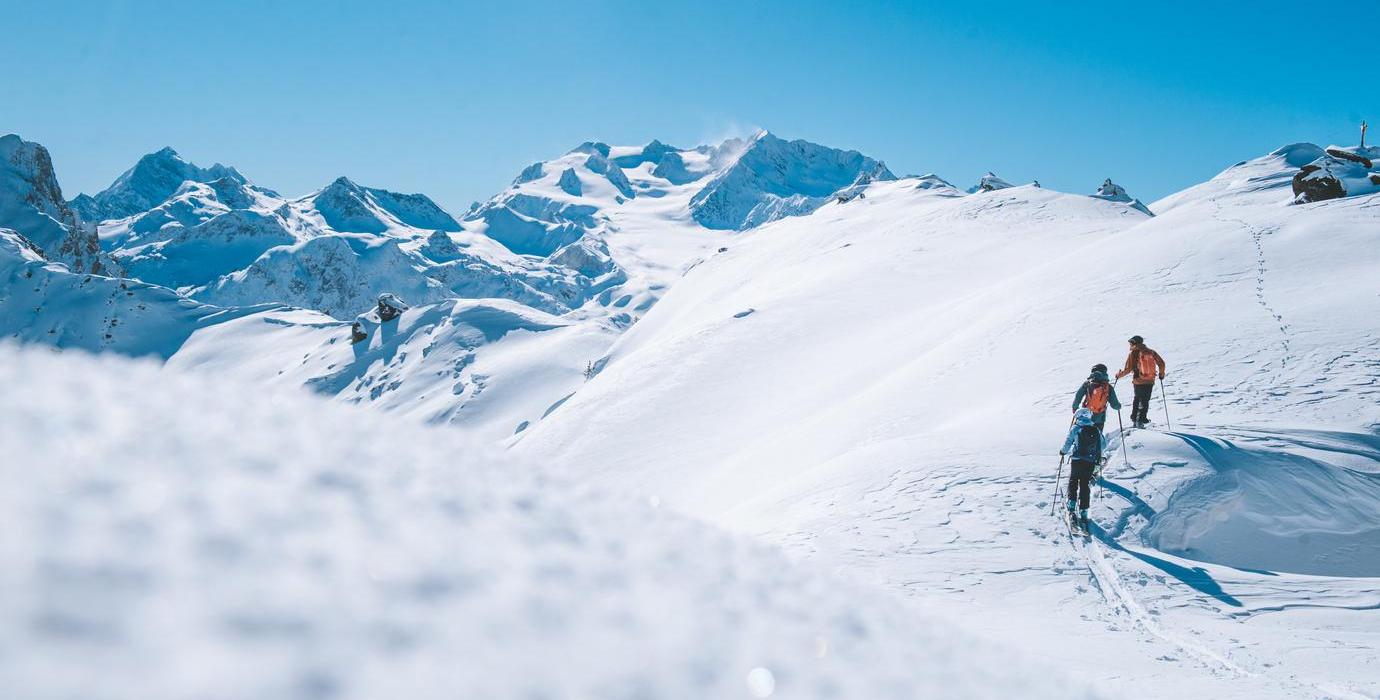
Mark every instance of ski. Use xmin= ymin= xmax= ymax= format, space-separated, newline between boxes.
xmin=1062 ymin=508 xmax=1090 ymax=538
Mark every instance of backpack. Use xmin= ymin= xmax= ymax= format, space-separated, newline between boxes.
xmin=1083 ymin=381 xmax=1110 ymax=413
xmin=1073 ymin=425 xmax=1101 ymax=462
xmin=1134 ymin=348 xmax=1158 ymax=380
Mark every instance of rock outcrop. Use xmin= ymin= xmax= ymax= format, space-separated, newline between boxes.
xmin=0 ymin=134 xmax=104 ymax=273
xmin=968 ymin=172 xmax=1015 ymax=194
xmin=1092 ymin=178 xmax=1154 ymax=216
xmin=1292 ymin=146 xmax=1380 ymax=203
xmin=377 ymin=293 xmax=408 ymax=322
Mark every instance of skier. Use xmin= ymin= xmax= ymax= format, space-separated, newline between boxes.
xmin=1115 ymin=335 xmax=1166 ymax=429
xmin=1059 ymin=408 xmax=1106 ymax=527
xmin=1071 ymin=363 xmax=1121 ymax=431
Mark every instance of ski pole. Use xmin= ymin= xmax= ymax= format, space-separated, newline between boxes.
xmin=1115 ymin=407 xmax=1130 ymax=467
xmin=1050 ymin=454 xmax=1067 ymax=516
xmin=1160 ymin=376 xmax=1172 ymax=431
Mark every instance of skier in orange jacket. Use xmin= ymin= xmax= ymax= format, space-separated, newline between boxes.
xmin=1116 ymin=335 xmax=1166 ymax=429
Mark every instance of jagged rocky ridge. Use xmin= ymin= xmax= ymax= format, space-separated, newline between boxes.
xmin=0 ymin=135 xmax=103 ymax=273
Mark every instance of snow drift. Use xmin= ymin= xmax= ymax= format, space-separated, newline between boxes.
xmin=0 ymin=344 xmax=1085 ymax=700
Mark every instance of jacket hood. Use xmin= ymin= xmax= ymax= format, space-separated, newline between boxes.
xmin=1074 ymin=408 xmax=1095 ymax=426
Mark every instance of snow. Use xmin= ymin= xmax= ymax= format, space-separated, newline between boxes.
xmin=0 ymin=229 xmax=261 ymax=358
xmin=4 ymin=127 xmax=1380 ymax=698
xmin=113 ymin=209 xmax=298 ymax=289
xmin=517 ymin=161 xmax=1380 ymax=697
xmin=1141 ymin=430 xmax=1380 ymax=577
xmin=0 ymin=345 xmax=1085 ymax=699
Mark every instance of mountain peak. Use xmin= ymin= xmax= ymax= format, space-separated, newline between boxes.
xmin=308 ymin=177 xmax=459 ymax=234
xmin=78 ymin=146 xmax=250 ymax=222
xmin=569 ymin=141 xmax=611 ymax=158
xmin=327 ymin=175 xmax=362 ymax=191
xmin=690 ymin=132 xmax=896 ymax=230
xmin=611 ymin=139 xmax=682 ymax=169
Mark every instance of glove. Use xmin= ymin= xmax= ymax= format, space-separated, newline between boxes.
xmin=1059 ymin=451 xmax=1066 ymax=457
xmin=1159 ymin=372 xmax=1166 ymax=380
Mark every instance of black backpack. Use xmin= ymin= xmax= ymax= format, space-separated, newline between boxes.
xmin=1073 ymin=425 xmax=1101 ymax=462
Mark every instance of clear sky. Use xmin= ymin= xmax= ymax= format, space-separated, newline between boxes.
xmin=6 ymin=1 xmax=1376 ymax=213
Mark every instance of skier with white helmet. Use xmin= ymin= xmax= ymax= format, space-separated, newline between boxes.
xmin=1059 ymin=408 xmax=1107 ymax=528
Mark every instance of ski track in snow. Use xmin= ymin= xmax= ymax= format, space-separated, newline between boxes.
xmin=747 ymin=420 xmax=1380 ymax=698
xmin=1078 ymin=532 xmax=1248 ymax=677
xmin=1072 ymin=522 xmax=1368 ymax=700
xmin=1077 ymin=425 xmax=1380 ymax=698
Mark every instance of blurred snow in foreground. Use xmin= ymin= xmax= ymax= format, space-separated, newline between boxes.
xmin=0 ymin=345 xmax=1086 ymax=700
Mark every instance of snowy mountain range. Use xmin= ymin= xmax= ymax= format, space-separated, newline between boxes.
xmin=3 ymin=127 xmax=1379 ymax=698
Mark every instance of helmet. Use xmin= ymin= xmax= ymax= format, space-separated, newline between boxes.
xmin=1073 ymin=408 xmax=1095 ymax=425
xmin=1129 ymin=335 xmax=1144 ymax=345
xmin=1091 ymin=363 xmax=1108 ymax=373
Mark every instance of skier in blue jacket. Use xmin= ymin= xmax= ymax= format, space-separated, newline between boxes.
xmin=1060 ymin=408 xmax=1107 ymax=525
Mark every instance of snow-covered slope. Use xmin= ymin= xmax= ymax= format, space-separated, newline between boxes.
xmin=167 ymin=297 xmax=621 ymax=438
xmin=0 ymin=228 xmax=265 ymax=357
xmin=517 ymin=156 xmax=1380 ymax=698
xmin=0 ymin=344 xmax=1086 ymax=700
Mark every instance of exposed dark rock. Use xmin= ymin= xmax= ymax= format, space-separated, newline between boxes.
xmin=557 ymin=168 xmax=582 ymax=197
xmin=1325 ymin=148 xmax=1373 ymax=169
xmin=1292 ymin=163 xmax=1347 ymax=203
xmin=376 ymin=293 xmax=408 ymax=322
xmin=350 ymin=322 xmax=368 ymax=344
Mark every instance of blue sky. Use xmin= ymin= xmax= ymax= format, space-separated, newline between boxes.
xmin=6 ymin=1 xmax=1376 ymax=212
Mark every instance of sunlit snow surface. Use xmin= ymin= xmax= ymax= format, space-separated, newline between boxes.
xmin=5 ymin=132 xmax=1380 ymax=699
xmin=0 ymin=346 xmax=1085 ymax=700
xmin=519 ymin=157 xmax=1380 ymax=698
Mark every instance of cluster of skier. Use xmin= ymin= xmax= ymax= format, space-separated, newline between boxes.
xmin=1058 ymin=335 xmax=1167 ymax=529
